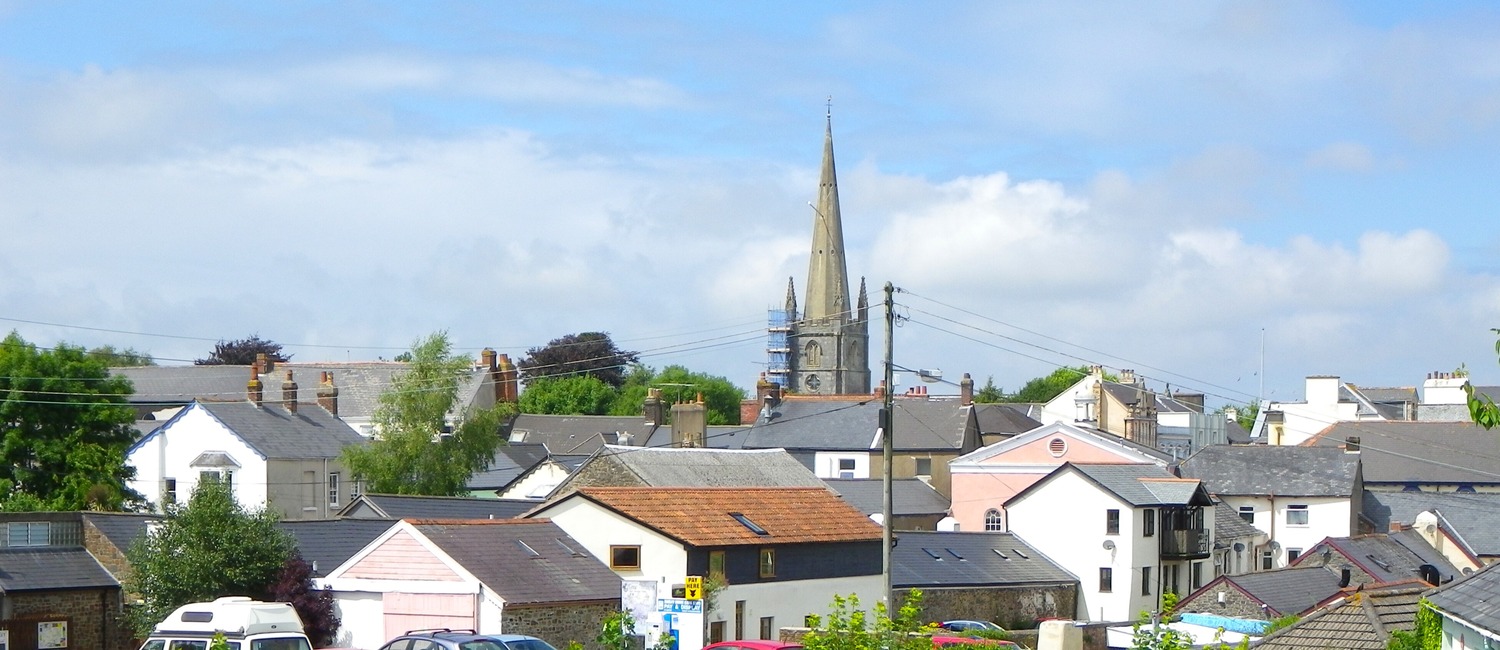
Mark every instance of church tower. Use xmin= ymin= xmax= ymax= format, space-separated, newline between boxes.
xmin=770 ymin=109 xmax=870 ymax=395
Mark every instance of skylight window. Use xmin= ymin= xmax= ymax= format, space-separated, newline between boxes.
xmin=993 ymin=549 xmax=1009 ymax=560
xmin=555 ymin=538 xmax=581 ymax=556
xmin=946 ymin=549 xmax=965 ymax=561
xmin=731 ymin=512 xmax=769 ymax=536
xmin=1013 ymin=549 xmax=1029 ymax=559
xmin=516 ymin=540 xmax=540 ymax=557
xmin=923 ymin=548 xmax=943 ymax=560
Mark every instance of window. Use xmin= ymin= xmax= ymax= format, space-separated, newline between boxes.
xmin=1192 ymin=561 xmax=1203 ymax=589
xmin=760 ymin=616 xmax=774 ymax=640
xmin=610 ymin=545 xmax=642 ymax=570
xmin=735 ymin=600 xmax=746 ymax=639
xmin=328 ymin=472 xmax=341 ymax=507
xmin=709 ymin=550 xmax=726 ymax=577
xmin=199 ymin=469 xmax=233 ymax=490
xmin=1142 ymin=566 xmax=1152 ymax=595
xmin=915 ymin=458 xmax=932 ymax=477
xmin=1238 ymin=505 xmax=1254 ymax=524
xmin=164 ymin=478 xmax=178 ymax=506
xmin=1143 ymin=509 xmax=1156 ymax=537
xmin=1099 ymin=568 xmax=1113 ymax=592
xmin=838 ymin=458 xmax=856 ymax=479
xmin=350 ymin=477 xmax=363 ymax=499
xmin=805 ymin=341 xmax=822 ymax=368
xmin=1106 ymin=509 xmax=1120 ymax=535
xmin=1261 ymin=549 xmax=1274 ymax=570
xmin=6 ymin=522 xmax=49 ymax=547
xmin=1286 ymin=548 xmax=1303 ymax=564
xmin=710 ymin=622 xmax=726 ymax=644
xmin=1287 ymin=504 xmax=1309 ymax=526
xmin=984 ymin=509 xmax=1004 ymax=531
xmin=759 ymin=548 xmax=776 ymax=578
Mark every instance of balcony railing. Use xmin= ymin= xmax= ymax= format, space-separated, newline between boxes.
xmin=1160 ymin=527 xmax=1211 ymax=559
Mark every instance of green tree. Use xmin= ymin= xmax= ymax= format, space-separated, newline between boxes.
xmin=521 ymin=375 xmax=617 ymax=415
xmin=973 ymin=376 xmax=1005 ymax=404
xmin=1218 ymin=401 xmax=1260 ymax=432
xmin=1469 ymin=329 xmax=1500 ymax=429
xmin=125 ymin=479 xmax=295 ymax=636
xmin=87 ymin=345 xmax=155 ymax=366
xmin=1004 ymin=365 xmax=1115 ymax=403
xmin=195 ymin=335 xmax=291 ymax=365
xmin=518 ymin=332 xmax=639 ymax=388
xmin=341 ymin=332 xmax=514 ymax=495
xmin=802 ymin=591 xmax=935 ymax=650
xmin=610 ymin=365 xmax=746 ymax=425
xmin=268 ymin=553 xmax=340 ymax=647
xmin=0 ymin=331 xmax=141 ymax=511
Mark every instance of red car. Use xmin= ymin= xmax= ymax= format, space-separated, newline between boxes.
xmin=929 ymin=636 xmax=1018 ymax=648
xmin=702 ymin=642 xmax=804 ymax=650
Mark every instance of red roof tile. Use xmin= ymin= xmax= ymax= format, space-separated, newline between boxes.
xmin=572 ymin=487 xmax=882 ymax=546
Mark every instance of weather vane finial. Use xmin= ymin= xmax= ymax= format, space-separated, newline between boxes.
xmin=826 ymin=96 xmax=832 ymax=120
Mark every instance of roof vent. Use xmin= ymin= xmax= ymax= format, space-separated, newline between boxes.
xmin=1048 ymin=438 xmax=1068 ymax=457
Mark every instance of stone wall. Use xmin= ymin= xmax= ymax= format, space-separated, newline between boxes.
xmin=2 ymin=587 xmax=131 ymax=650
xmin=895 ymin=584 xmax=1078 ymax=631
xmin=504 ymin=600 xmax=620 ymax=650
xmin=1175 ymin=583 xmax=1272 ymax=619
xmin=83 ymin=520 xmax=134 ymax=586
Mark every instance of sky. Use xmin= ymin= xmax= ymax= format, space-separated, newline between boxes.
xmin=3 ymin=1 xmax=1499 ymax=408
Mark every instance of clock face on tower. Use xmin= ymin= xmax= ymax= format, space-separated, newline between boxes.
xmin=805 ymin=374 xmax=821 ymax=392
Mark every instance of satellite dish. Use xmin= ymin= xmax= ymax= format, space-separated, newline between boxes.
xmin=1233 ymin=543 xmax=1245 ymax=552
xmin=1102 ymin=540 xmax=1116 ymax=551
xmin=1270 ymin=541 xmax=1281 ymax=551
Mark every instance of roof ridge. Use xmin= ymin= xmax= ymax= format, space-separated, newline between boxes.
xmin=406 ymin=518 xmax=550 ymax=526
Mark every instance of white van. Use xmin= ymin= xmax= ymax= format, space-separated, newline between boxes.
xmin=140 ymin=596 xmax=313 ymax=650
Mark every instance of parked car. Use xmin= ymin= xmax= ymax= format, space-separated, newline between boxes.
xmin=701 ymin=641 xmax=804 ymax=650
xmin=929 ymin=636 xmax=1017 ymax=648
xmin=939 ymin=620 xmax=1005 ymax=633
xmin=140 ymin=597 xmax=311 ymax=650
xmin=376 ymin=629 xmax=560 ymax=650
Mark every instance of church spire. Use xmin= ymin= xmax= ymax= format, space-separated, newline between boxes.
xmin=784 ymin=276 xmax=798 ymax=318
xmin=804 ymin=103 xmax=851 ymax=322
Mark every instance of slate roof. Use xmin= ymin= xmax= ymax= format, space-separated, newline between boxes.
xmin=1362 ymin=491 xmax=1500 ymax=557
xmin=1255 ymin=585 xmax=1426 ymax=649
xmin=579 ymin=445 xmax=827 ymax=488
xmin=339 ymin=494 xmax=536 ymax=520
xmin=114 ymin=362 xmax=491 ymax=420
xmin=82 ymin=512 xmax=161 ymax=552
xmin=1426 ymin=561 xmax=1500 ymax=635
xmin=825 ymin=478 xmax=950 ymax=517
xmin=506 ymin=414 xmax=659 ymax=454
xmin=1209 ymin=565 xmax=1347 ymax=617
xmin=743 ymin=398 xmax=973 ymax=452
xmin=136 ymin=401 xmax=366 ymax=460
xmin=972 ymin=404 xmax=1041 ymax=437
xmin=1305 ymin=421 xmax=1500 ymax=485
xmin=1310 ymin=530 xmax=1462 ymax=585
xmin=279 ymin=519 xmax=394 ymax=576
xmin=0 ymin=548 xmax=118 ymax=592
xmin=468 ymin=443 xmax=552 ymax=491
xmin=552 ymin=487 xmax=883 ymax=546
xmin=891 ymin=531 xmax=1076 ymax=588
xmin=1177 ymin=445 xmax=1360 ymax=497
xmin=640 ymin=424 xmax=752 ymax=449
xmin=1014 ymin=463 xmax=1211 ymax=508
xmin=411 ymin=520 xmax=621 ymax=605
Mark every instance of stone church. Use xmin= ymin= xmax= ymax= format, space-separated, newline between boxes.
xmin=766 ymin=114 xmax=871 ymax=395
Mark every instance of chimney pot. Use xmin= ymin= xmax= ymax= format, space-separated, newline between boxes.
xmin=281 ymin=370 xmax=298 ymax=413
xmin=960 ymin=373 xmax=974 ymax=406
xmin=316 ymin=371 xmax=339 ymax=416
xmin=257 ymin=352 xmax=274 ymax=375
xmin=481 ymin=348 xmax=497 ymax=371
xmin=247 ymin=367 xmax=264 ymax=407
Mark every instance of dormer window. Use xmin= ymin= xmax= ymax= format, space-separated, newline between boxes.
xmin=5 ymin=522 xmax=50 ymax=547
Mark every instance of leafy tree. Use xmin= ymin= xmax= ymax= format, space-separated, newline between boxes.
xmin=125 ymin=479 xmax=295 ymax=636
xmin=0 ymin=331 xmax=141 ymax=511
xmin=195 ymin=335 xmax=291 ymax=366
xmin=521 ymin=375 xmax=617 ymax=416
xmin=1217 ymin=401 xmax=1260 ymax=432
xmin=268 ymin=553 xmax=340 ymax=647
xmin=1469 ymin=329 xmax=1500 ymax=429
xmin=341 ymin=332 xmax=514 ymax=495
xmin=802 ymin=590 xmax=935 ymax=650
xmin=610 ymin=364 xmax=747 ymax=425
xmin=1004 ymin=365 xmax=1116 ymax=404
xmin=88 ymin=345 xmax=155 ymax=366
xmin=518 ymin=332 xmax=639 ymax=388
xmin=597 ymin=610 xmax=674 ymax=650
xmin=973 ymin=376 xmax=1005 ymax=403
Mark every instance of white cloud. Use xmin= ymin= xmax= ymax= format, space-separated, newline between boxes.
xmin=1306 ymin=142 xmax=1377 ymax=171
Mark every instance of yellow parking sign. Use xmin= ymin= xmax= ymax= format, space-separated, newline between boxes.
xmin=685 ymin=575 xmax=703 ymax=600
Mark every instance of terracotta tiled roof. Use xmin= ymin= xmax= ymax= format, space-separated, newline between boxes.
xmin=573 ymin=486 xmax=882 ymax=546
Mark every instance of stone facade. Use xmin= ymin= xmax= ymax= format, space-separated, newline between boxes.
xmin=503 ymin=600 xmax=619 ymax=650
xmin=894 ymin=584 xmax=1078 ymax=631
xmin=1174 ymin=582 xmax=1272 ymax=619
xmin=83 ymin=521 xmax=134 ymax=586
xmin=1 ymin=587 xmax=131 ymax=650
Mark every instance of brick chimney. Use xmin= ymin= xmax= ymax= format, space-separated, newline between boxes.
xmin=496 ymin=353 xmax=518 ymax=404
xmin=481 ymin=348 xmax=497 ymax=371
xmin=247 ymin=367 xmax=263 ymax=407
xmin=960 ymin=373 xmax=974 ymax=406
xmin=874 ymin=380 xmax=886 ymax=400
xmin=281 ymin=370 xmax=298 ymax=413
xmin=643 ymin=388 xmax=665 ymax=426
xmin=257 ymin=352 xmax=275 ymax=376
xmin=671 ymin=394 xmax=708 ymax=448
xmin=317 ymin=371 xmax=339 ymax=416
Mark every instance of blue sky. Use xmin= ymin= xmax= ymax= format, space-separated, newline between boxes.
xmin=3 ymin=1 xmax=1499 ymax=407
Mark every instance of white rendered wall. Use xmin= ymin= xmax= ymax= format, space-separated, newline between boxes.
xmin=534 ymin=498 xmax=688 ymax=587
xmin=1219 ymin=496 xmax=1350 ymax=568
xmin=325 ymin=590 xmax=383 ymax=650
xmin=814 ymin=452 xmax=871 ymax=479
xmin=125 ymin=405 xmax=269 ymax=512
xmin=709 ymin=575 xmax=884 ymax=641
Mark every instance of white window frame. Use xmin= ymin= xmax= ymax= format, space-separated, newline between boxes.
xmin=328 ymin=472 xmax=341 ymax=508
xmin=1286 ymin=504 xmax=1309 ymax=527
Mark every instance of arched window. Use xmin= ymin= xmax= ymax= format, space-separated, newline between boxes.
xmin=805 ymin=341 xmax=822 ymax=368
xmin=984 ymin=509 xmax=1004 ymax=531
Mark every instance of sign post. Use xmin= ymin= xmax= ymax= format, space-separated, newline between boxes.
xmin=684 ymin=575 xmax=703 ymax=601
